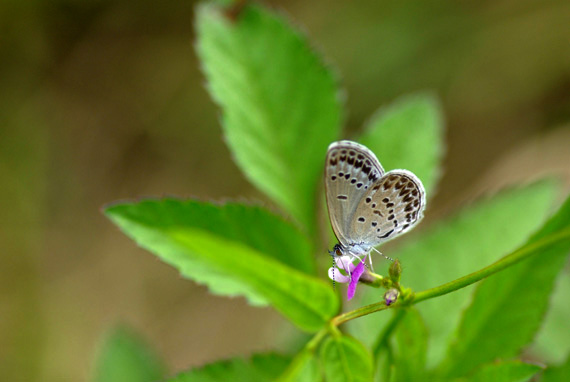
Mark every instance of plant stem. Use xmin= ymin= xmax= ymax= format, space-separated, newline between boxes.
xmin=331 ymin=300 xmax=392 ymax=326
xmin=329 ymin=227 xmax=570 ymax=326
xmin=305 ymin=328 xmax=328 ymax=352
xmin=412 ymin=227 xmax=570 ymax=304
xmin=275 ymin=328 xmax=327 ymax=381
xmin=372 ymin=308 xmax=407 ymax=357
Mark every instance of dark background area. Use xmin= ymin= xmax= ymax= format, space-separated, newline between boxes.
xmin=1 ymin=0 xmax=569 ymax=380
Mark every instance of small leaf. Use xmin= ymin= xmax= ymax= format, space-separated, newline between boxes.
xmin=353 ymin=181 xmax=557 ymax=366
xmin=531 ymin=269 xmax=570 ymax=363
xmin=320 ymin=335 xmax=374 ymax=382
xmin=391 ymin=308 xmax=428 ymax=382
xmin=359 ymin=93 xmax=444 ymax=195
xmin=452 ymin=361 xmax=542 ymax=382
xmin=105 ymin=199 xmax=338 ymax=332
xmin=438 ymin=195 xmax=570 ymax=378
xmin=93 ymin=326 xmax=164 ymax=382
xmin=542 ymin=355 xmax=570 ymax=382
xmin=168 ymin=353 xmax=290 ymax=381
xmin=276 ymin=349 xmax=321 ymax=382
xmin=196 ymin=3 xmax=342 ymax=232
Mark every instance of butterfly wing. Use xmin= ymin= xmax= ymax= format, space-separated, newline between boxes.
xmin=348 ymin=170 xmax=426 ymax=247
xmin=324 ymin=141 xmax=385 ymax=247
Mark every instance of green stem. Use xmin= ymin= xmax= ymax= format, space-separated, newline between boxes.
xmin=412 ymin=227 xmax=570 ymax=304
xmin=278 ymin=225 xmax=570 ymax=381
xmin=330 ymin=227 xmax=570 ymax=326
xmin=275 ymin=328 xmax=327 ymax=381
xmin=331 ymin=300 xmax=392 ymax=326
xmin=305 ymin=328 xmax=328 ymax=352
xmin=372 ymin=308 xmax=407 ymax=357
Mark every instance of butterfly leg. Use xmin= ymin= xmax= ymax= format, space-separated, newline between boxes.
xmin=371 ymin=247 xmax=394 ymax=262
xmin=367 ymin=251 xmax=375 ymax=273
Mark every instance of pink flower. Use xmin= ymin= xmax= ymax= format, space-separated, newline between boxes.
xmin=328 ymin=257 xmax=366 ymax=300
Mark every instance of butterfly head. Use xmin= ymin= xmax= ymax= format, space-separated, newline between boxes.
xmin=329 ymin=243 xmax=344 ymax=257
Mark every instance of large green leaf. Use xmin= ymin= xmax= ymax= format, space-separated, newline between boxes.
xmin=196 ymin=3 xmax=342 ymax=232
xmin=358 ymin=93 xmax=444 ymax=195
xmin=437 ymin=195 xmax=570 ymax=378
xmin=105 ymin=199 xmax=338 ymax=332
xmin=320 ymin=335 xmax=374 ymax=382
xmin=108 ymin=199 xmax=313 ymax=274
xmin=352 ymin=181 xmax=557 ymax=366
xmin=450 ymin=361 xmax=542 ymax=382
xmin=531 ymin=269 xmax=570 ymax=363
xmin=391 ymin=308 xmax=428 ymax=382
xmin=542 ymin=356 xmax=570 ymax=382
xmin=168 ymin=353 xmax=290 ymax=382
xmin=93 ymin=326 xmax=164 ymax=382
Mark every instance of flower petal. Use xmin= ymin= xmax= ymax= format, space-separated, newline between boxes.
xmin=347 ymin=261 xmax=366 ymax=300
xmin=328 ymin=266 xmax=350 ymax=283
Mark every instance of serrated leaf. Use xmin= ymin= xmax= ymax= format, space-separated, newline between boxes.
xmin=93 ymin=326 xmax=164 ymax=382
xmin=438 ymin=195 xmax=570 ymax=378
xmin=531 ymin=269 xmax=570 ymax=363
xmin=320 ymin=335 xmax=373 ymax=382
xmin=196 ymin=3 xmax=342 ymax=232
xmin=391 ymin=308 xmax=428 ymax=382
xmin=168 ymin=353 xmax=290 ymax=382
xmin=276 ymin=349 xmax=321 ymax=382
xmin=108 ymin=199 xmax=314 ymax=274
xmin=105 ymin=199 xmax=338 ymax=332
xmin=353 ymin=181 xmax=557 ymax=366
xmin=451 ymin=361 xmax=542 ymax=382
xmin=359 ymin=93 xmax=444 ymax=195
xmin=542 ymin=355 xmax=570 ymax=382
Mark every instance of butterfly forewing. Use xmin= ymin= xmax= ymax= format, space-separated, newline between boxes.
xmin=349 ymin=170 xmax=425 ymax=246
xmin=325 ymin=141 xmax=385 ymax=247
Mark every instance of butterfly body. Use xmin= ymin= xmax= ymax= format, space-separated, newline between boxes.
xmin=325 ymin=140 xmax=426 ymax=261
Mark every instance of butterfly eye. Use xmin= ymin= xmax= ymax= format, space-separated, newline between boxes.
xmin=333 ymin=244 xmax=343 ymax=257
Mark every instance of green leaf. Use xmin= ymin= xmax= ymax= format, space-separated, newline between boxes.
xmin=451 ymin=361 xmax=542 ymax=382
xmin=108 ymin=199 xmax=314 ymax=274
xmin=543 ymin=355 xmax=570 ymax=382
xmin=168 ymin=353 xmax=290 ymax=382
xmin=93 ymin=326 xmax=164 ymax=382
xmin=276 ymin=349 xmax=321 ymax=382
xmin=438 ymin=195 xmax=570 ymax=378
xmin=531 ymin=269 xmax=570 ymax=363
xmin=196 ymin=3 xmax=342 ymax=232
xmin=358 ymin=93 xmax=444 ymax=195
xmin=320 ymin=335 xmax=373 ymax=382
xmin=353 ymin=181 xmax=557 ymax=366
xmin=391 ymin=308 xmax=428 ymax=382
xmin=105 ymin=199 xmax=338 ymax=332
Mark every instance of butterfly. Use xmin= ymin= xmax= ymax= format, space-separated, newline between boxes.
xmin=325 ymin=140 xmax=426 ymax=270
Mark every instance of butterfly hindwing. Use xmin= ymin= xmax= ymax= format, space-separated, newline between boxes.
xmin=349 ymin=170 xmax=426 ymax=246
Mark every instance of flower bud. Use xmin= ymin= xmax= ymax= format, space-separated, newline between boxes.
xmin=384 ymin=288 xmax=399 ymax=306
xmin=389 ymin=259 xmax=402 ymax=283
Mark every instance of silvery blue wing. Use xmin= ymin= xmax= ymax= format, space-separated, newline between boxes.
xmin=325 ymin=140 xmax=426 ymax=263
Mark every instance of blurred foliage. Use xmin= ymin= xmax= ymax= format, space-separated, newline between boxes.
xmin=93 ymin=326 xmax=165 ymax=382
xmin=1 ymin=0 xmax=569 ymax=380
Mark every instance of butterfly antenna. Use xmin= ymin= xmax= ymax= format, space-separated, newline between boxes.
xmin=328 ymin=250 xmax=337 ymax=290
xmin=332 ymin=256 xmax=336 ymax=291
xmin=372 ymin=247 xmax=394 ymax=261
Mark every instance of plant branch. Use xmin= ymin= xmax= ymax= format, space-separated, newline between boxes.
xmin=329 ymin=227 xmax=570 ymax=326
xmin=412 ymin=227 xmax=570 ymax=304
xmin=372 ymin=308 xmax=407 ymax=357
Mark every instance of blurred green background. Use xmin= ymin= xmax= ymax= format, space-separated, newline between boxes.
xmin=1 ymin=0 xmax=569 ymax=380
